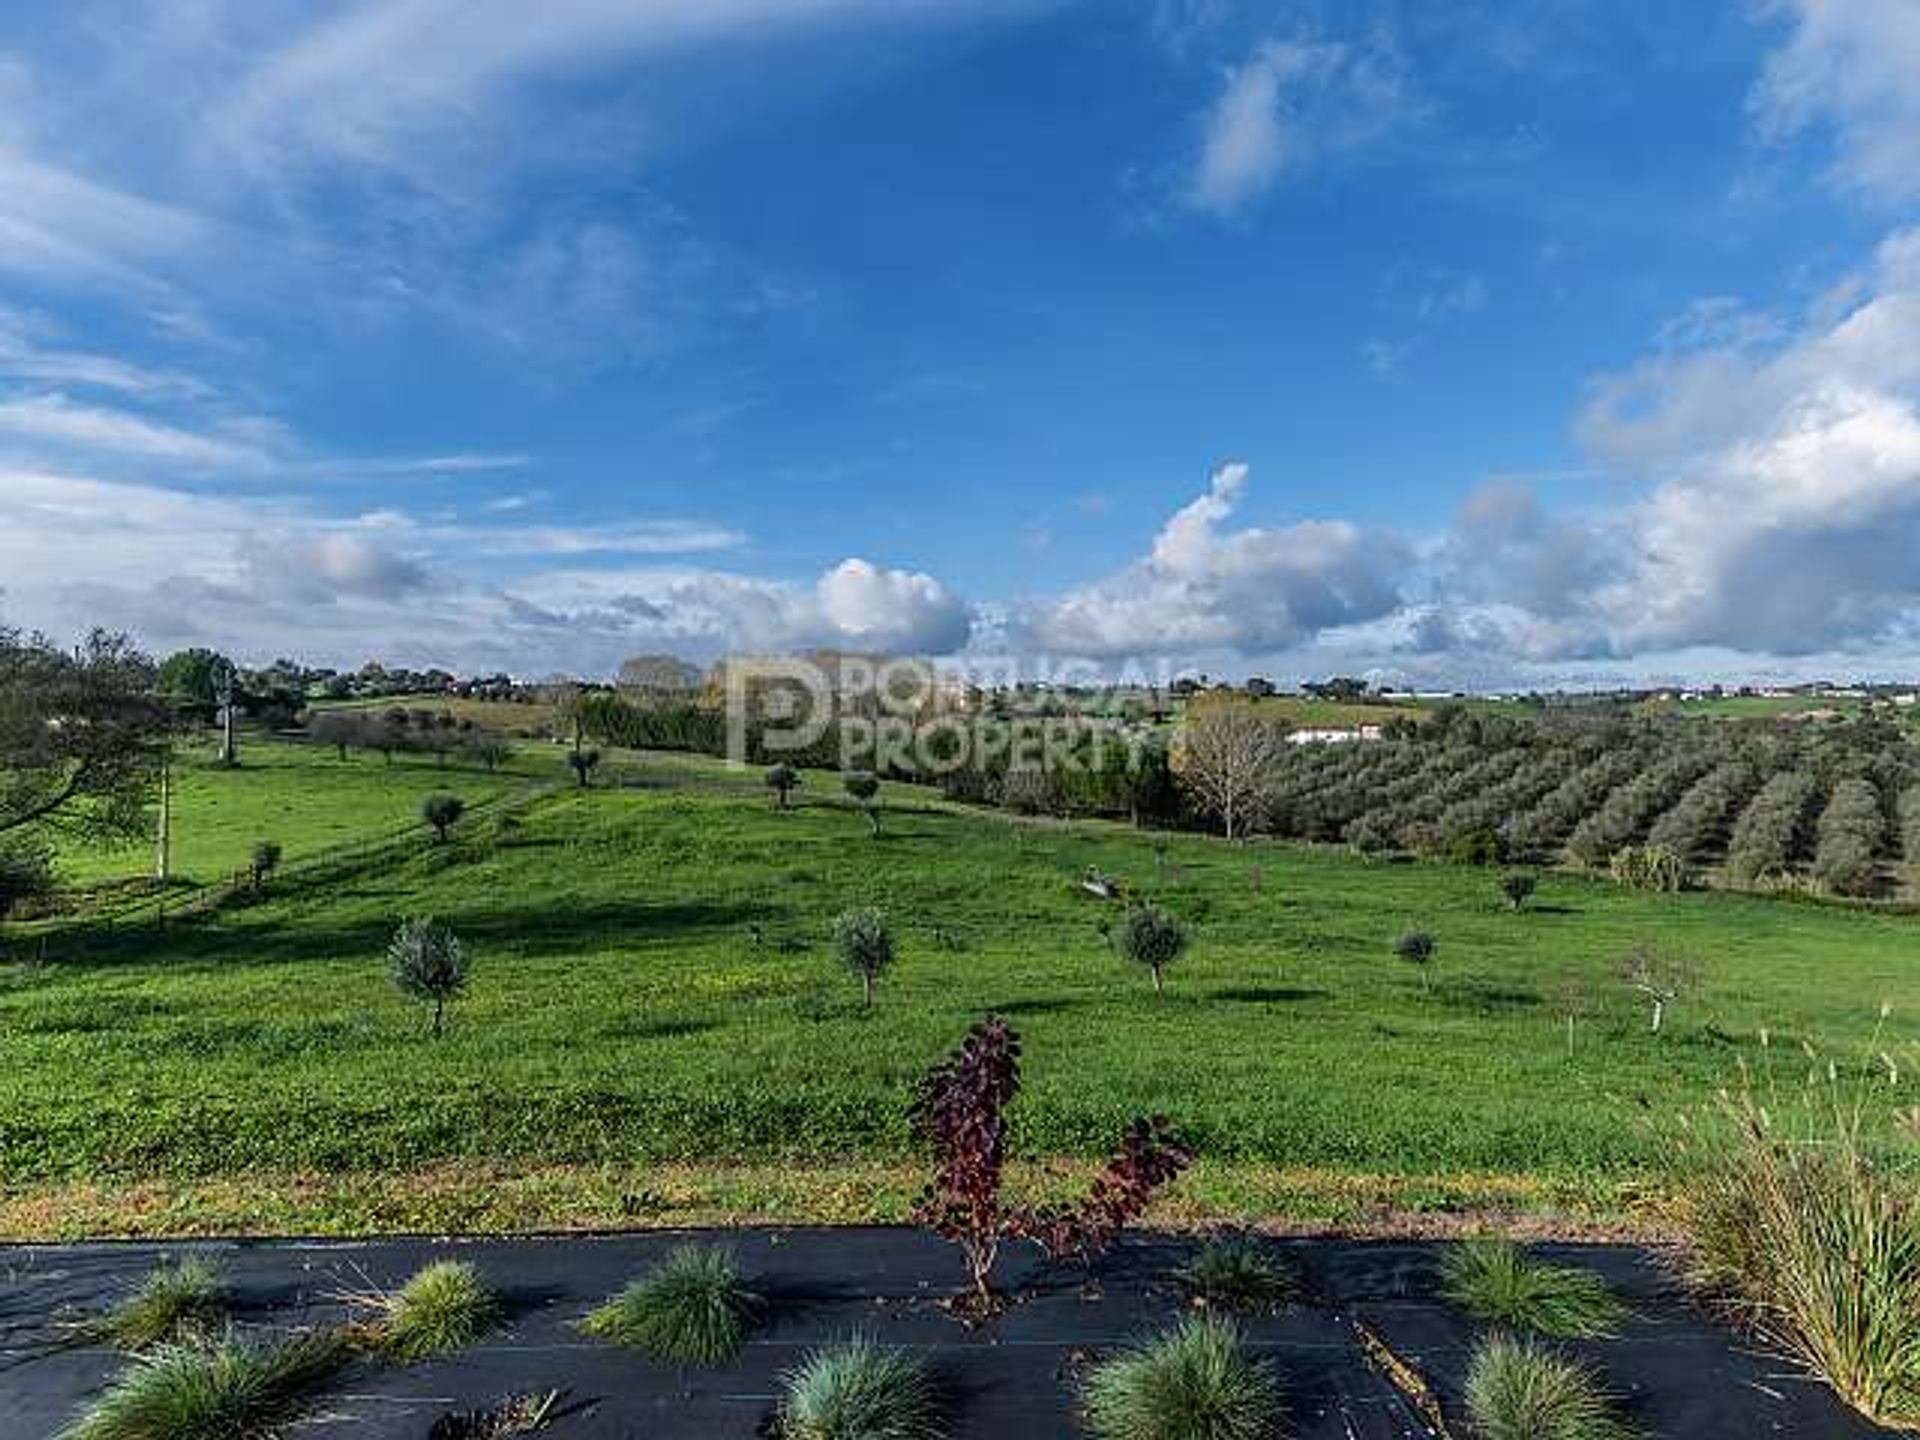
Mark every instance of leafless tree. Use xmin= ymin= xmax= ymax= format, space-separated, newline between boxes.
xmin=1178 ymin=703 xmax=1285 ymax=840
xmin=1617 ymin=942 xmax=1701 ymax=1035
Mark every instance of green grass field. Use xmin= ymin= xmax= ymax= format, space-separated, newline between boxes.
xmin=56 ymin=741 xmax=558 ymax=888
xmin=2 ymin=738 xmax=1912 ymax=1238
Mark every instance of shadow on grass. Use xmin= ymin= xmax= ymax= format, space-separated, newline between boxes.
xmin=43 ymin=897 xmax=784 ymax=973
xmin=1435 ymin=980 xmax=1541 ymax=1012
xmin=1211 ymin=986 xmax=1330 ymax=1004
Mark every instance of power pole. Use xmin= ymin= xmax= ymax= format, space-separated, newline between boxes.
xmin=155 ymin=749 xmax=172 ymax=883
xmin=216 ymin=660 xmax=239 ymax=768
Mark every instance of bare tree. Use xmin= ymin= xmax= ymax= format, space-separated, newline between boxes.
xmin=1617 ymin=943 xmax=1701 ymax=1035
xmin=1177 ymin=703 xmax=1285 ymax=840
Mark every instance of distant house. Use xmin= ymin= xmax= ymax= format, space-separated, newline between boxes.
xmin=1287 ymin=725 xmax=1382 ymax=745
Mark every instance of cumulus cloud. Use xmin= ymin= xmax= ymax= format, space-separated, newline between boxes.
xmin=1188 ymin=35 xmax=1410 ymax=215
xmin=1752 ymin=0 xmax=1920 ymax=205
xmin=1022 ymin=463 xmax=1409 ymax=658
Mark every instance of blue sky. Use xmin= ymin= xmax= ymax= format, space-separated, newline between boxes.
xmin=2 ymin=0 xmax=1919 ymax=685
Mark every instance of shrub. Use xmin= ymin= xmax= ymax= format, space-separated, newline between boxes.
xmin=93 ymin=1258 xmax=225 ymax=1349
xmin=765 ymin=763 xmax=802 ymax=809
xmin=248 ymin=840 xmax=282 ymax=894
xmin=359 ymin=1260 xmax=500 ymax=1363
xmin=1113 ymin=905 xmax=1187 ymax=994
xmin=1174 ymin=1237 xmax=1296 ymax=1314
xmin=388 ymin=917 xmax=470 ymax=1037
xmin=1463 ymin=1335 xmax=1631 ymax=1440
xmin=1440 ymin=1239 xmax=1625 ymax=1338
xmin=910 ymin=1017 xmax=1190 ymax=1302
xmin=832 ymin=908 xmax=894 ymax=1008
xmin=1677 ymin=1058 xmax=1920 ymax=1428
xmin=1608 ymin=843 xmax=1687 ymax=893
xmin=1083 ymin=1315 xmax=1281 ymax=1440
xmin=1445 ymin=824 xmax=1504 ymax=867
xmin=582 ymin=1246 xmax=759 ymax=1366
xmin=1499 ymin=872 xmax=1537 ymax=911
xmin=59 ymin=1329 xmax=351 ymax=1440
xmin=842 ymin=770 xmax=881 ymax=834
xmin=776 ymin=1336 xmax=943 ymax=1440
xmin=421 ymin=792 xmax=466 ymax=842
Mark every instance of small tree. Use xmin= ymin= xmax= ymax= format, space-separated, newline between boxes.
xmin=842 ymin=770 xmax=881 ymax=834
xmin=833 ymin=906 xmax=894 ymax=1007
xmin=765 ymin=763 xmax=801 ymax=810
xmin=421 ymin=793 xmax=465 ymax=843
xmin=910 ymin=1016 xmax=1191 ymax=1305
xmin=1113 ymin=904 xmax=1187 ymax=995
xmin=464 ymin=734 xmax=514 ymax=773
xmin=1394 ymin=930 xmax=1437 ymax=992
xmin=1499 ymin=872 xmax=1537 ymax=912
xmin=0 ymin=838 xmax=54 ymax=922
xmin=1617 ymin=942 xmax=1698 ymax=1035
xmin=388 ymin=916 xmax=469 ymax=1037
xmin=568 ymin=748 xmax=602 ymax=789
xmin=249 ymin=839 xmax=283 ymax=893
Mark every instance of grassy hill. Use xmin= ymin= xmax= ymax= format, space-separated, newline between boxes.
xmin=1 ymin=739 xmax=1911 ymax=1238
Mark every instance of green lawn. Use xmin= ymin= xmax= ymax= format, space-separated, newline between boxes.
xmin=2 ymin=739 xmax=1912 ymax=1236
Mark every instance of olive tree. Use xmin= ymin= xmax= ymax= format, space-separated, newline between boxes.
xmin=1 ymin=627 xmax=170 ymax=844
xmin=1394 ymin=929 xmax=1437 ymax=992
xmin=388 ymin=916 xmax=469 ymax=1036
xmin=842 ymin=770 xmax=881 ymax=834
xmin=1617 ymin=942 xmax=1699 ymax=1035
xmin=249 ymin=839 xmax=282 ymax=893
xmin=766 ymin=763 xmax=801 ymax=810
xmin=1112 ymin=904 xmax=1187 ymax=994
xmin=1498 ymin=872 xmax=1537 ymax=912
xmin=421 ymin=792 xmax=465 ymax=843
xmin=833 ymin=906 xmax=894 ymax=1007
xmin=568 ymin=748 xmax=602 ymax=789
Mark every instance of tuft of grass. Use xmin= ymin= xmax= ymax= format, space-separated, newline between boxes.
xmin=1440 ymin=1239 xmax=1626 ymax=1338
xmin=59 ymin=1328 xmax=350 ymax=1440
xmin=359 ymin=1260 xmax=501 ymax=1364
xmin=580 ymin=1245 xmax=759 ymax=1366
xmin=1174 ymin=1237 xmax=1296 ymax=1315
xmin=1679 ymin=1059 xmax=1920 ymax=1429
xmin=1083 ymin=1314 xmax=1282 ymax=1440
xmin=777 ymin=1335 xmax=944 ymax=1440
xmin=93 ymin=1258 xmax=225 ymax=1349
xmin=1464 ymin=1335 xmax=1633 ymax=1440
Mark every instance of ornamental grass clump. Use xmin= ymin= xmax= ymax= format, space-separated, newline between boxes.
xmin=1082 ymin=1314 xmax=1282 ymax=1440
xmin=1463 ymin=1335 xmax=1633 ymax=1440
xmin=59 ymin=1328 xmax=351 ymax=1440
xmin=1440 ymin=1239 xmax=1626 ymax=1339
xmin=776 ymin=1335 xmax=944 ymax=1440
xmin=356 ymin=1260 xmax=501 ymax=1364
xmin=1174 ymin=1237 xmax=1296 ymax=1315
xmin=1676 ymin=1031 xmax=1920 ymax=1430
xmin=581 ymin=1245 xmax=759 ymax=1366
xmin=92 ymin=1257 xmax=225 ymax=1349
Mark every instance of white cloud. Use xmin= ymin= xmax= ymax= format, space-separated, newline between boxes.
xmin=0 ymin=392 xmax=280 ymax=469
xmin=1188 ymin=35 xmax=1410 ymax=215
xmin=1753 ymin=0 xmax=1920 ymax=205
xmin=1022 ymin=462 xmax=1409 ymax=657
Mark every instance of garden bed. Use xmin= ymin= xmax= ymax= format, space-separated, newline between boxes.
xmin=0 ymin=1227 xmax=1892 ymax=1437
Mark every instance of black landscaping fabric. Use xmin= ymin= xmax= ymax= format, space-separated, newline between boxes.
xmin=0 ymin=1227 xmax=1894 ymax=1438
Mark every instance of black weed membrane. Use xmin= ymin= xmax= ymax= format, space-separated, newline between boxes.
xmin=0 ymin=1229 xmax=1896 ymax=1438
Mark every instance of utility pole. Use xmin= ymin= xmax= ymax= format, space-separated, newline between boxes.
xmin=216 ymin=660 xmax=239 ymax=768
xmin=155 ymin=749 xmax=172 ymax=883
